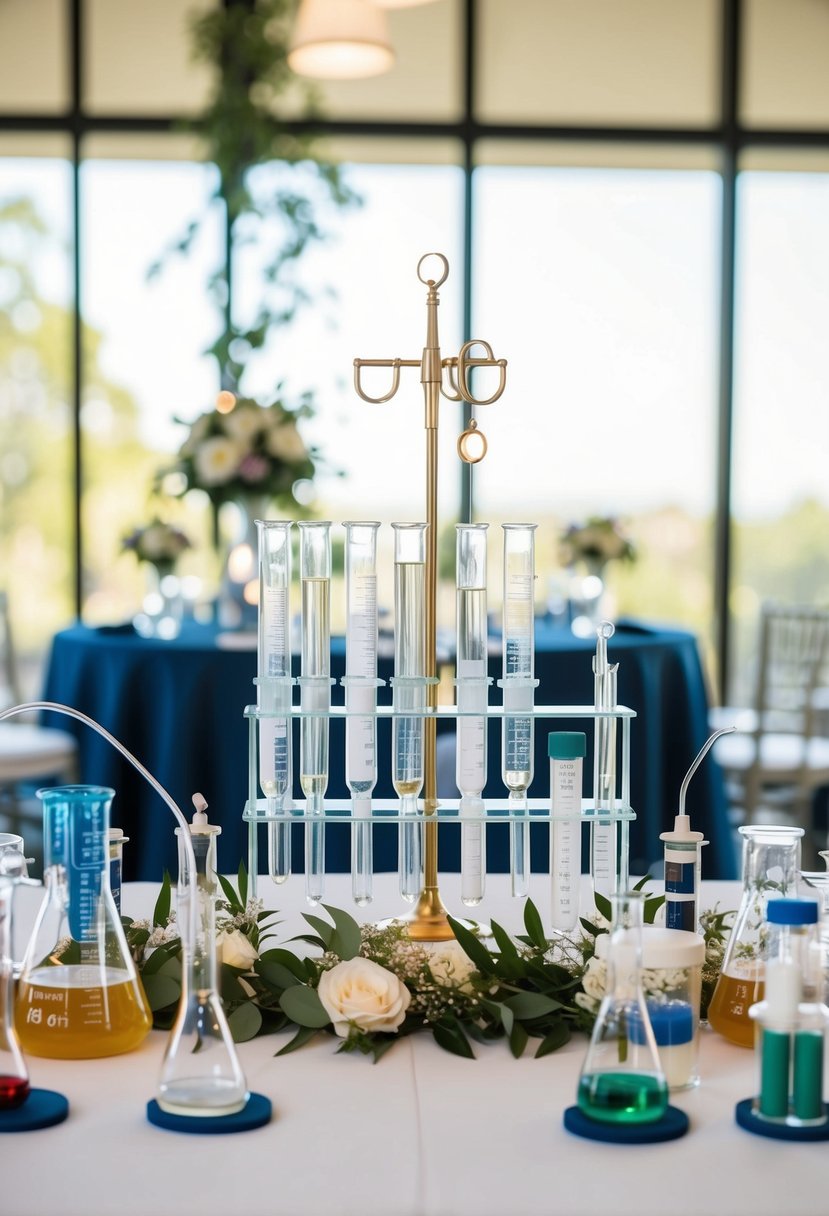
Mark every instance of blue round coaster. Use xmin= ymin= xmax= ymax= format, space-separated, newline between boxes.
xmin=563 ymin=1104 xmax=689 ymax=1144
xmin=147 ymin=1092 xmax=272 ymax=1134
xmin=0 ymin=1088 xmax=69 ymax=1133
xmin=735 ymin=1098 xmax=829 ymax=1141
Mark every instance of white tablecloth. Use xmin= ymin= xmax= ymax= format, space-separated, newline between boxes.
xmin=6 ymin=876 xmax=826 ymax=1216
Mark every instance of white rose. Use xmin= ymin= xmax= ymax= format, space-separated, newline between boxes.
xmin=194 ymin=436 xmax=244 ymax=486
xmin=265 ymin=423 xmax=307 ymax=463
xmin=221 ymin=404 xmax=265 ymax=443
xmin=218 ymin=929 xmax=259 ymax=970
xmin=426 ymin=940 xmax=477 ymax=992
xmin=581 ymin=957 xmax=607 ymax=1001
xmin=317 ymin=957 xmax=411 ymax=1038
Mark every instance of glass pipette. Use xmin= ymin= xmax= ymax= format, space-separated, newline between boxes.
xmin=591 ymin=621 xmax=618 ymax=899
xmin=392 ymin=523 xmax=427 ymax=903
xmin=455 ymin=523 xmax=490 ymax=907
xmin=256 ymin=521 xmax=293 ymax=885
xmin=343 ymin=522 xmax=381 ymax=906
xmin=499 ymin=524 xmax=538 ymax=898
xmin=298 ymin=521 xmax=332 ymax=906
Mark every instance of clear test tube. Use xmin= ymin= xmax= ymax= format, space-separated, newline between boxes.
xmin=455 ymin=523 xmax=490 ymax=907
xmin=592 ymin=623 xmax=619 ymax=899
xmin=549 ymin=732 xmax=586 ymax=933
xmin=392 ymin=523 xmax=427 ymax=904
xmin=499 ymin=524 xmax=538 ymax=898
xmin=343 ymin=522 xmax=381 ymax=906
xmin=298 ymin=521 xmax=332 ymax=905
xmin=256 ymin=521 xmax=294 ymax=885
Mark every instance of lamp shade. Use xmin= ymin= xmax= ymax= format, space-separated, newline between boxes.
xmin=288 ymin=0 xmax=395 ymax=80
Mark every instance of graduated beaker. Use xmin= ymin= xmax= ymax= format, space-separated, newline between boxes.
xmin=708 ymin=825 xmax=803 ymax=1047
xmin=16 ymin=785 xmax=151 ymax=1059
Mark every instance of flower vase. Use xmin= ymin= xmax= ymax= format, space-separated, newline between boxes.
xmin=133 ymin=562 xmax=183 ymax=640
xmin=217 ymin=497 xmax=267 ymax=632
xmin=569 ymin=560 xmax=610 ymax=637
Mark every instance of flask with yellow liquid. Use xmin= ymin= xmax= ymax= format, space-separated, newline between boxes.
xmin=708 ymin=825 xmax=803 ymax=1047
xmin=16 ymin=785 xmax=151 ymax=1059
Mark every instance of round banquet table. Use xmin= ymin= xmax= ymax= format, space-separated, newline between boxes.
xmin=4 ymin=874 xmax=821 ymax=1216
xmin=41 ymin=618 xmax=734 ymax=882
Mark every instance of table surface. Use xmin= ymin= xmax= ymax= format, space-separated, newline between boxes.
xmin=7 ymin=876 xmax=826 ymax=1216
xmin=41 ymin=619 xmax=734 ymax=881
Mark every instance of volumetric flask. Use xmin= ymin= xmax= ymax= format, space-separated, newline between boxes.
xmin=499 ymin=524 xmax=538 ymax=898
xmin=392 ymin=523 xmax=427 ymax=903
xmin=17 ymin=785 xmax=151 ymax=1059
xmin=455 ymin=523 xmax=490 ymax=907
xmin=708 ymin=825 xmax=803 ymax=1048
xmin=298 ymin=521 xmax=332 ymax=905
xmin=343 ymin=522 xmax=381 ymax=906
xmin=256 ymin=520 xmax=294 ymax=885
xmin=578 ymin=891 xmax=668 ymax=1125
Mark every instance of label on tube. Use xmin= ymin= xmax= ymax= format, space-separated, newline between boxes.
xmin=551 ymin=758 xmax=582 ymax=931
xmin=665 ymin=844 xmax=697 ymax=931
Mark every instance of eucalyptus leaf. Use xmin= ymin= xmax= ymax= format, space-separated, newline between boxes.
xmin=257 ymin=960 xmax=302 ymax=992
xmin=302 ymin=913 xmax=334 ymax=949
xmin=509 ymin=1021 xmax=529 ymax=1059
xmin=535 ymin=1021 xmax=571 ymax=1058
xmin=228 ymin=1001 xmax=262 ymax=1043
xmin=433 ymin=1021 xmax=475 ymax=1059
xmin=322 ymin=904 xmax=362 ymax=960
xmin=499 ymin=1003 xmax=514 ymax=1037
xmin=644 ymin=895 xmax=666 ymax=924
xmin=280 ymin=984 xmax=330 ymax=1029
xmin=446 ymin=916 xmax=495 ymax=974
xmin=503 ymin=992 xmax=562 ymax=1020
xmin=523 ymin=899 xmax=548 ymax=952
xmin=258 ymin=948 xmax=309 ymax=982
xmin=238 ymin=861 xmax=249 ymax=907
xmin=142 ymin=941 xmax=180 ymax=976
xmin=141 ymin=973 xmax=181 ymax=1013
xmin=217 ymin=872 xmax=243 ymax=912
xmin=593 ymin=891 xmax=612 ymax=924
xmin=152 ymin=872 xmax=172 ymax=928
xmin=276 ymin=1025 xmax=319 ymax=1057
xmin=490 ymin=920 xmax=520 ymax=961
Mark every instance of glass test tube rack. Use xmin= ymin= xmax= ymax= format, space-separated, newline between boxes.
xmin=242 ymin=698 xmax=636 ymax=902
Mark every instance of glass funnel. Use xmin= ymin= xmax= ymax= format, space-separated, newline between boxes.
xmin=577 ymin=892 xmax=668 ymax=1124
xmin=158 ymin=804 xmax=248 ymax=1116
xmin=16 ymin=785 xmax=151 ymax=1059
xmin=708 ymin=825 xmax=803 ymax=1047
xmin=0 ymin=851 xmax=29 ymax=1109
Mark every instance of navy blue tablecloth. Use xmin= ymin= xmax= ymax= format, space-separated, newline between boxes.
xmin=41 ymin=619 xmax=734 ymax=881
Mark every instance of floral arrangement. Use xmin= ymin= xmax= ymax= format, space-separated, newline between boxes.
xmin=121 ymin=519 xmax=192 ymax=572
xmin=124 ymin=868 xmax=730 ymax=1061
xmin=163 ymin=393 xmax=318 ymax=511
xmin=559 ymin=517 xmax=636 ymax=571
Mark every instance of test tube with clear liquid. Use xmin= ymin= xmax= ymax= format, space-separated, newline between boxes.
xmin=455 ymin=524 xmax=490 ymax=906
xmin=592 ymin=623 xmax=618 ymax=900
xmin=343 ymin=522 xmax=381 ymax=906
xmin=256 ymin=521 xmax=293 ymax=885
xmin=392 ymin=523 xmax=427 ymax=903
xmin=499 ymin=524 xmax=538 ymax=898
xmin=298 ymin=521 xmax=332 ymax=905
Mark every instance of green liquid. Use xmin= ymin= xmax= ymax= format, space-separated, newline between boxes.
xmin=577 ymin=1073 xmax=668 ymax=1124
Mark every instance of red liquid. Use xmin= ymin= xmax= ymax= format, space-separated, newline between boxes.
xmin=0 ymin=1075 xmax=30 ymax=1109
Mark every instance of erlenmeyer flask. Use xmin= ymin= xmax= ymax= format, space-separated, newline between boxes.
xmin=577 ymin=891 xmax=668 ymax=1124
xmin=16 ymin=785 xmax=151 ymax=1059
xmin=157 ymin=805 xmax=248 ymax=1116
xmin=708 ymin=825 xmax=803 ymax=1047
xmin=0 ymin=851 xmax=29 ymax=1108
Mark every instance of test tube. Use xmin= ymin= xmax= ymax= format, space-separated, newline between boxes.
xmin=592 ymin=623 xmax=618 ymax=899
xmin=343 ymin=522 xmax=381 ymax=906
xmin=256 ymin=521 xmax=293 ymax=885
xmin=455 ymin=523 xmax=490 ymax=907
xmin=549 ymin=732 xmax=586 ymax=933
xmin=500 ymin=524 xmax=538 ymax=898
xmin=392 ymin=523 xmax=427 ymax=903
xmin=298 ymin=521 xmax=331 ymax=905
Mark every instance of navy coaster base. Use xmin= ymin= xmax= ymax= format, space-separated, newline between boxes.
xmin=0 ymin=1088 xmax=69 ymax=1133
xmin=563 ymin=1104 xmax=689 ymax=1144
xmin=147 ymin=1092 xmax=272 ymax=1134
xmin=735 ymin=1098 xmax=829 ymax=1141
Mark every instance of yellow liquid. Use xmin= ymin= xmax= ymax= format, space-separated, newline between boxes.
xmin=16 ymin=966 xmax=152 ymax=1059
xmin=707 ymin=968 xmax=764 ymax=1048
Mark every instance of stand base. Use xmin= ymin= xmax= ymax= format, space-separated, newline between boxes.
xmin=0 ymin=1089 xmax=69 ymax=1132
xmin=735 ymin=1098 xmax=829 ymax=1141
xmin=147 ymin=1093 xmax=272 ymax=1135
xmin=563 ymin=1105 xmax=689 ymax=1144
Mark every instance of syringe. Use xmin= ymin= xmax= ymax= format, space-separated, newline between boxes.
xmin=455 ymin=523 xmax=490 ymax=907
xmin=298 ymin=521 xmax=332 ymax=906
xmin=549 ymin=732 xmax=586 ymax=933
xmin=256 ymin=521 xmax=294 ymax=885
xmin=591 ymin=621 xmax=618 ymax=899
xmin=343 ymin=522 xmax=382 ymax=907
xmin=499 ymin=524 xmax=538 ymax=898
xmin=392 ymin=523 xmax=427 ymax=904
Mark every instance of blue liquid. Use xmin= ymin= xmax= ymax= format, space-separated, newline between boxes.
xmin=577 ymin=1072 xmax=668 ymax=1124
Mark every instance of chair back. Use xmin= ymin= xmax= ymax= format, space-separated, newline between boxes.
xmin=754 ymin=604 xmax=829 ymax=740
xmin=0 ymin=591 xmax=22 ymax=710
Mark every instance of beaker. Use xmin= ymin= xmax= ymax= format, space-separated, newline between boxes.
xmin=455 ymin=523 xmax=490 ymax=907
xmin=0 ymin=851 xmax=29 ymax=1109
xmin=577 ymin=891 xmax=668 ymax=1124
xmin=298 ymin=520 xmax=332 ymax=905
xmin=392 ymin=523 xmax=427 ymax=903
xmin=16 ymin=785 xmax=151 ymax=1059
xmin=708 ymin=825 xmax=803 ymax=1047
xmin=499 ymin=524 xmax=538 ymax=898
xmin=256 ymin=520 xmax=294 ymax=885
xmin=343 ymin=522 xmax=381 ymax=907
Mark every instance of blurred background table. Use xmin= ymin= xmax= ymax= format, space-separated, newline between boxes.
xmin=41 ymin=618 xmax=734 ymax=880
